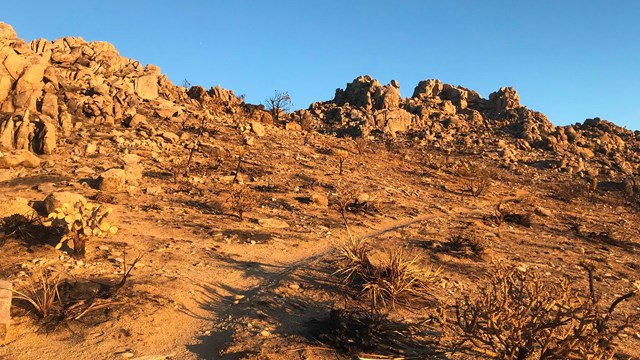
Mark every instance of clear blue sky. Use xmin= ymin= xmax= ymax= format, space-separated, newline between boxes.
xmin=3 ymin=1 xmax=639 ymax=130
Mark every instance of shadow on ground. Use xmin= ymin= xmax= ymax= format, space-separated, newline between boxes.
xmin=184 ymin=251 xmax=446 ymax=359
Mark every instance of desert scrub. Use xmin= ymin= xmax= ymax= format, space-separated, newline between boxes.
xmin=460 ymin=165 xmax=491 ymax=197
xmin=0 ymin=213 xmax=45 ymax=244
xmin=336 ymin=238 xmax=441 ymax=309
xmin=451 ymin=264 xmax=639 ymax=359
xmin=227 ymin=184 xmax=257 ymax=221
xmin=334 ymin=148 xmax=349 ymax=176
xmin=45 ymin=202 xmax=118 ymax=258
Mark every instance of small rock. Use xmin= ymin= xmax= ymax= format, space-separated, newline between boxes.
xmin=0 ymin=150 xmax=40 ymax=169
xmin=125 ymin=114 xmax=146 ymax=128
xmin=250 ymin=121 xmax=265 ymax=137
xmin=310 ymin=192 xmax=329 ymax=207
xmin=98 ymin=168 xmax=127 ymax=191
xmin=145 ymin=186 xmax=164 ymax=195
xmin=161 ymin=131 xmax=180 ymax=144
xmin=258 ymin=218 xmax=289 ymax=229
xmin=534 ymin=206 xmax=553 ymax=217
xmin=285 ymin=122 xmax=302 ymax=132
xmin=74 ymin=166 xmax=96 ymax=176
xmin=356 ymin=192 xmax=371 ymax=204
xmin=85 ymin=142 xmax=97 ymax=155
xmin=289 ymin=283 xmax=300 ymax=290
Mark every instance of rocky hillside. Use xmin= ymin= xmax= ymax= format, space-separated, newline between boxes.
xmin=294 ymin=75 xmax=640 ymax=180
xmin=0 ymin=22 xmax=268 ymax=160
xmin=1 ymin=20 xmax=638 ymax=183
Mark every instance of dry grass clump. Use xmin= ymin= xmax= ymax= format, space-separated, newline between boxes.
xmin=334 ymin=148 xmax=349 ymax=176
xmin=451 ymin=264 xmax=639 ymax=359
xmin=335 ymin=238 xmax=440 ymax=309
xmin=442 ymin=232 xmax=485 ymax=258
xmin=459 ymin=165 xmax=491 ymax=198
xmin=3 ymin=255 xmax=142 ymax=327
xmin=554 ymin=179 xmax=594 ymax=204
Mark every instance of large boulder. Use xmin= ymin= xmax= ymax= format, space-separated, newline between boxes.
xmin=0 ymin=22 xmax=17 ymax=40
xmin=0 ymin=196 xmax=36 ymax=218
xmin=135 ymin=74 xmax=159 ymax=100
xmin=487 ymin=86 xmax=521 ymax=112
xmin=0 ymin=150 xmax=40 ymax=168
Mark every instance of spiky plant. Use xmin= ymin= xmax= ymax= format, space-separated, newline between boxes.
xmin=44 ymin=202 xmax=118 ymax=258
xmin=2 ymin=269 xmax=62 ymax=319
xmin=336 ymin=238 xmax=440 ymax=309
xmin=0 ymin=213 xmax=44 ymax=244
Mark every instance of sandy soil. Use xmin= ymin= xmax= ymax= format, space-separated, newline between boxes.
xmin=0 ymin=120 xmax=639 ymax=359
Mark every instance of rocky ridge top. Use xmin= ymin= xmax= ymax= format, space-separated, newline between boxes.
xmin=293 ymin=75 xmax=639 ymax=180
xmin=0 ymin=22 xmax=268 ymax=158
xmin=0 ymin=21 xmax=637 ymax=182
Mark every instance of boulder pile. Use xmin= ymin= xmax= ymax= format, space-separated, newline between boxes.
xmin=293 ymin=75 xmax=639 ymax=179
xmin=0 ymin=21 xmax=266 ymax=159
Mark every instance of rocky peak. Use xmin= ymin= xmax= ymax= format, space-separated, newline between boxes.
xmin=333 ymin=75 xmax=401 ymax=111
xmin=0 ymin=21 xmax=260 ymax=160
xmin=488 ymin=86 xmax=521 ymax=112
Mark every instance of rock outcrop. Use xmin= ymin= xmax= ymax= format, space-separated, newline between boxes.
xmin=0 ymin=20 xmax=637 ymax=182
xmin=293 ymin=75 xmax=639 ymax=179
xmin=0 ymin=21 xmax=267 ymax=159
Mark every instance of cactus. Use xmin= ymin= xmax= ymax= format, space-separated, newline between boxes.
xmin=44 ymin=202 xmax=118 ymax=258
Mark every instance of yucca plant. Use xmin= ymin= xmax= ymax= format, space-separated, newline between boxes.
xmin=44 ymin=202 xmax=118 ymax=258
xmin=0 ymin=213 xmax=44 ymax=244
xmin=336 ymin=238 xmax=441 ymax=309
xmin=2 ymin=270 xmax=62 ymax=319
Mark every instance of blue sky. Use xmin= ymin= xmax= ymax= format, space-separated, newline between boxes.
xmin=3 ymin=1 xmax=639 ymax=130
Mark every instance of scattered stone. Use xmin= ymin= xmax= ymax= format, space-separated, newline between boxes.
xmin=258 ymin=218 xmax=289 ymax=229
xmin=250 ymin=121 xmax=265 ymax=137
xmin=534 ymin=206 xmax=553 ymax=217
xmin=98 ymin=168 xmax=127 ymax=191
